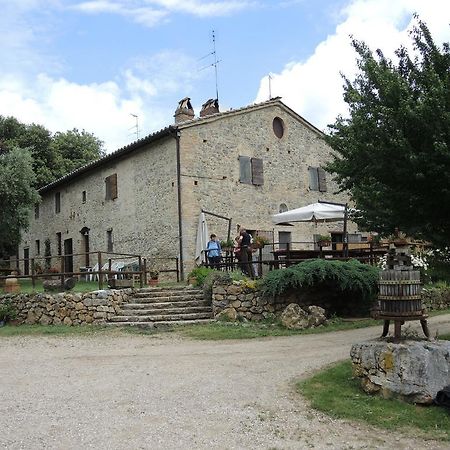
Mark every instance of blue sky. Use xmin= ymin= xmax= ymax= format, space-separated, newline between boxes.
xmin=0 ymin=0 xmax=449 ymax=152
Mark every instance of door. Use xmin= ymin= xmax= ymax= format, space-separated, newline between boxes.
xmin=278 ymin=231 xmax=291 ymax=250
xmin=64 ymin=238 xmax=73 ymax=274
xmin=23 ymin=248 xmax=29 ymax=276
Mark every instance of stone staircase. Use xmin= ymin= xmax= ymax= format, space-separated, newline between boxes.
xmin=107 ymin=286 xmax=213 ymax=327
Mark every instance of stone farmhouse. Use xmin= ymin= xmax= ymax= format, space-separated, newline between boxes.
xmin=18 ymin=97 xmax=358 ymax=280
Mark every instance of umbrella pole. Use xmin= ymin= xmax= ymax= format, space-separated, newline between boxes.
xmin=343 ymin=203 xmax=348 ymax=257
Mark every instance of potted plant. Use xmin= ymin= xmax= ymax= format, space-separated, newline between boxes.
xmin=0 ymin=301 xmax=17 ymax=327
xmin=317 ymin=234 xmax=332 ymax=247
xmin=148 ymin=269 xmax=159 ymax=286
xmin=253 ymin=235 xmax=270 ymax=249
xmin=220 ymin=239 xmax=235 ymax=252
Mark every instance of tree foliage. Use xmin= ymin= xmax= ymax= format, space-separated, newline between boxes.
xmin=0 ymin=117 xmax=105 ymax=188
xmin=0 ymin=148 xmax=40 ymax=259
xmin=326 ymin=18 xmax=450 ymax=246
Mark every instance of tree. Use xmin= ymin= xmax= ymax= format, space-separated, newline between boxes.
xmin=0 ymin=118 xmax=105 ymax=188
xmin=326 ymin=18 xmax=450 ymax=246
xmin=51 ymin=129 xmax=105 ymax=176
xmin=0 ymin=148 xmax=40 ymax=259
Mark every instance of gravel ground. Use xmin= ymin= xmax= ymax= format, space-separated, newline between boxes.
xmin=2 ymin=315 xmax=450 ymax=450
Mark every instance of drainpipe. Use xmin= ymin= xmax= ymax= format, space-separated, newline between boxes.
xmin=171 ymin=128 xmax=185 ymax=281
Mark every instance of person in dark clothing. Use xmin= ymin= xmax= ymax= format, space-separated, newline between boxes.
xmin=238 ymin=229 xmax=255 ymax=278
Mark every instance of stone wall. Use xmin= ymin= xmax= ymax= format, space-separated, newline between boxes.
xmin=422 ymin=286 xmax=450 ymax=311
xmin=212 ymin=282 xmax=289 ymax=321
xmin=0 ymin=289 xmax=132 ymax=326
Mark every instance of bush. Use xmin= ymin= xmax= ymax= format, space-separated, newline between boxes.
xmin=187 ymin=266 xmax=216 ymax=287
xmin=0 ymin=300 xmax=17 ymax=323
xmin=260 ymin=259 xmax=380 ymax=316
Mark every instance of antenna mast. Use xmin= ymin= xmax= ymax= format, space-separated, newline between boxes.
xmin=268 ymin=74 xmax=272 ymax=100
xmin=198 ymin=30 xmax=221 ymax=102
xmin=130 ymin=113 xmax=140 ymax=140
xmin=212 ymin=30 xmax=219 ymax=102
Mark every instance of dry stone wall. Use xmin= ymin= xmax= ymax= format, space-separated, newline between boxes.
xmin=212 ymin=282 xmax=294 ymax=321
xmin=0 ymin=289 xmax=132 ymax=326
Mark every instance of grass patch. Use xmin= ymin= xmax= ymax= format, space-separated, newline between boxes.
xmin=179 ymin=316 xmax=382 ymax=340
xmin=0 ymin=324 xmax=117 ymax=337
xmin=298 ymin=360 xmax=450 ymax=441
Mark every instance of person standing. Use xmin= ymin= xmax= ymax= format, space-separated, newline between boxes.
xmin=206 ymin=234 xmax=222 ymax=269
xmin=238 ymin=229 xmax=255 ymax=278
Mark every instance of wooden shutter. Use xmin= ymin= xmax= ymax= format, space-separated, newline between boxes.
xmin=318 ymin=167 xmax=327 ymax=192
xmin=308 ymin=167 xmax=319 ymax=191
xmin=239 ymin=156 xmax=252 ymax=184
xmin=105 ymin=173 xmax=118 ymax=200
xmin=251 ymin=158 xmax=264 ymax=185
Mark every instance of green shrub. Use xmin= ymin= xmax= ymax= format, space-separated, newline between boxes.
xmin=260 ymin=259 xmax=380 ymax=316
xmin=0 ymin=300 xmax=17 ymax=323
xmin=187 ymin=266 xmax=216 ymax=287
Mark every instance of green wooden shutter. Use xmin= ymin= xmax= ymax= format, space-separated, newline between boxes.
xmin=239 ymin=156 xmax=252 ymax=184
xmin=251 ymin=158 xmax=264 ymax=185
xmin=308 ymin=167 xmax=319 ymax=191
xmin=318 ymin=167 xmax=327 ymax=192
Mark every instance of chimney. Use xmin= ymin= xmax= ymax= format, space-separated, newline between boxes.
xmin=200 ymin=98 xmax=219 ymax=117
xmin=174 ymin=97 xmax=194 ymax=123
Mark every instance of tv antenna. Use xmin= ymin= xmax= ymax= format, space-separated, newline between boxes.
xmin=198 ymin=29 xmax=221 ymax=102
xmin=268 ymin=73 xmax=273 ymax=100
xmin=129 ymin=113 xmax=140 ymax=140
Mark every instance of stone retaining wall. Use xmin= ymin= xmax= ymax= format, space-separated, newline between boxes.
xmin=212 ymin=282 xmax=287 ymax=321
xmin=422 ymin=286 xmax=450 ymax=311
xmin=0 ymin=289 xmax=133 ymax=325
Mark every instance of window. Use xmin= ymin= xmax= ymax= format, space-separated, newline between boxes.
xmin=279 ymin=203 xmax=288 ymax=213
xmin=34 ymin=203 xmax=39 ymax=219
xmin=273 ymin=117 xmax=284 ymax=139
xmin=107 ymin=229 xmax=113 ymax=252
xmin=56 ymin=232 xmax=62 ymax=256
xmin=308 ymin=166 xmax=327 ymax=192
xmin=105 ymin=173 xmax=118 ymax=200
xmin=239 ymin=156 xmax=264 ymax=186
xmin=82 ymin=190 xmax=87 ymax=203
xmin=35 ymin=239 xmax=40 ymax=255
xmin=55 ymin=192 xmax=61 ymax=213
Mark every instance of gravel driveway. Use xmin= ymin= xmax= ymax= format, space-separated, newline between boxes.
xmin=2 ymin=315 xmax=450 ymax=450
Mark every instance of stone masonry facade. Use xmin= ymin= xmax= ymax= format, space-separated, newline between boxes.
xmin=18 ymin=98 xmax=356 ymax=279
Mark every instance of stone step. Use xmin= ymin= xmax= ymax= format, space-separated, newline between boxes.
xmin=121 ymin=300 xmax=210 ymax=310
xmin=105 ymin=318 xmax=213 ymax=328
xmin=131 ymin=294 xmax=204 ymax=303
xmin=108 ymin=312 xmax=213 ymax=322
xmin=116 ymin=306 xmax=212 ymax=316
xmin=135 ymin=287 xmax=202 ymax=296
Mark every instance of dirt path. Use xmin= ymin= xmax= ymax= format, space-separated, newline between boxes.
xmin=2 ymin=315 xmax=450 ymax=450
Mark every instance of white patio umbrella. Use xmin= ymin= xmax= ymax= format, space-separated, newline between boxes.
xmin=272 ymin=202 xmax=346 ymax=225
xmin=272 ymin=201 xmax=351 ymax=255
xmin=195 ymin=212 xmax=209 ymax=265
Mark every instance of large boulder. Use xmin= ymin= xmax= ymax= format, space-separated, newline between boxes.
xmin=351 ymin=340 xmax=450 ymax=404
xmin=307 ymin=305 xmax=327 ymax=327
xmin=281 ymin=303 xmax=309 ymax=330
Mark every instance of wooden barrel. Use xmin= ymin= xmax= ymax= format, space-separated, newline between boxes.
xmin=378 ymin=269 xmax=422 ymax=317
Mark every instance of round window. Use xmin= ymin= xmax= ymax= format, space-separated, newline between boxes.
xmin=273 ymin=117 xmax=284 ymax=139
xmin=279 ymin=203 xmax=288 ymax=213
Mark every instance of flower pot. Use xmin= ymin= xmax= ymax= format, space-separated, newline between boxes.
xmin=318 ymin=240 xmax=331 ymax=247
xmin=148 ymin=278 xmax=159 ymax=286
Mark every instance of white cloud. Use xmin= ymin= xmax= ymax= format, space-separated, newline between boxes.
xmin=72 ymin=0 xmax=255 ymax=26
xmin=255 ymin=0 xmax=450 ymax=131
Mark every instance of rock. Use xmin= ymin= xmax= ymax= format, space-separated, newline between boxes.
xmin=217 ymin=308 xmax=238 ymax=321
xmin=43 ymin=280 xmax=64 ymax=292
xmin=351 ymin=340 xmax=450 ymax=404
xmin=307 ymin=305 xmax=327 ymax=327
xmin=281 ymin=303 xmax=309 ymax=330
